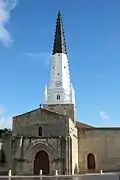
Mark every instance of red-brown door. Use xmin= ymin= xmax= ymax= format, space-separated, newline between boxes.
xmin=87 ymin=153 xmax=96 ymax=170
xmin=34 ymin=150 xmax=49 ymax=175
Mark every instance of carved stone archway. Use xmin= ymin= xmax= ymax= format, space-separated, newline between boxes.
xmin=34 ymin=150 xmax=49 ymax=175
xmin=24 ymin=141 xmax=55 ymax=175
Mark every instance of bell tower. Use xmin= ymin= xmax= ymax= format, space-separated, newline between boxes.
xmin=43 ymin=12 xmax=76 ymax=122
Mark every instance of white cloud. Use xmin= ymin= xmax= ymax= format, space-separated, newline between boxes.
xmin=0 ymin=0 xmax=18 ymax=47
xmin=24 ymin=52 xmax=51 ymax=66
xmin=0 ymin=106 xmax=5 ymax=115
xmin=100 ymin=111 xmax=110 ymax=121
xmin=0 ymin=116 xmax=12 ymax=129
xmin=0 ymin=105 xmax=12 ymax=129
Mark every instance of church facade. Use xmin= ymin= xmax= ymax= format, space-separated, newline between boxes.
xmin=1 ymin=12 xmax=120 ymax=175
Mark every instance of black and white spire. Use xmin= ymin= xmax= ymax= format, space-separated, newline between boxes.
xmin=44 ymin=12 xmax=75 ymax=105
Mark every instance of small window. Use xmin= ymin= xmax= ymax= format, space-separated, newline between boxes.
xmin=58 ymin=73 xmax=60 ymax=75
xmin=38 ymin=127 xmax=42 ymax=136
xmin=64 ymin=66 xmax=66 ymax=68
xmin=57 ymin=94 xmax=60 ymax=100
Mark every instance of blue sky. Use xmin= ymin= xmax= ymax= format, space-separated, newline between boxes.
xmin=0 ymin=0 xmax=120 ymax=128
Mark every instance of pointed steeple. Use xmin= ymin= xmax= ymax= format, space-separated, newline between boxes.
xmin=52 ymin=11 xmax=67 ymax=55
xmin=44 ymin=12 xmax=75 ymax=106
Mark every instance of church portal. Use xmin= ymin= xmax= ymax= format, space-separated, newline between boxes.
xmin=34 ymin=150 xmax=49 ymax=175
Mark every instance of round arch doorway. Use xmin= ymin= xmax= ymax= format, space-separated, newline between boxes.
xmin=34 ymin=150 xmax=50 ymax=175
xmin=87 ymin=153 xmax=96 ymax=171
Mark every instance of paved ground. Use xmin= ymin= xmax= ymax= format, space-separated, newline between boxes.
xmin=76 ymin=173 xmax=119 ymax=180
xmin=40 ymin=173 xmax=120 ymax=180
xmin=0 ymin=173 xmax=119 ymax=180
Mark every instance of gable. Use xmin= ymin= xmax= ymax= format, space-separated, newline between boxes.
xmin=12 ymin=108 xmax=69 ymax=137
xmin=76 ymin=121 xmax=94 ymax=129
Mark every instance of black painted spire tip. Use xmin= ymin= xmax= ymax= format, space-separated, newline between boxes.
xmin=57 ymin=10 xmax=61 ymax=15
xmin=52 ymin=11 xmax=67 ymax=55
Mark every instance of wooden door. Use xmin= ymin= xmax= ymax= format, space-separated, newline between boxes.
xmin=87 ymin=153 xmax=95 ymax=170
xmin=34 ymin=150 xmax=49 ymax=175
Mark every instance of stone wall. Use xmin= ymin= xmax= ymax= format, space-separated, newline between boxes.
xmin=12 ymin=108 xmax=69 ymax=137
xmin=11 ymin=108 xmax=72 ymax=175
xmin=11 ymin=136 xmax=66 ymax=175
xmin=69 ymin=118 xmax=78 ymax=174
xmin=43 ymin=104 xmax=75 ymax=122
xmin=0 ymin=133 xmax=11 ymax=175
xmin=78 ymin=128 xmax=120 ymax=172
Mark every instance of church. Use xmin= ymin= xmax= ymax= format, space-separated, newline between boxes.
xmin=0 ymin=11 xmax=120 ymax=175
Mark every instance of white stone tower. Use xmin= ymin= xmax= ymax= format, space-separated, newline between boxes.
xmin=43 ymin=11 xmax=76 ymax=122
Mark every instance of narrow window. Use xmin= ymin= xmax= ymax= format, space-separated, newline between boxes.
xmin=57 ymin=94 xmax=60 ymax=100
xmin=38 ymin=127 xmax=42 ymax=136
xmin=0 ymin=149 xmax=6 ymax=165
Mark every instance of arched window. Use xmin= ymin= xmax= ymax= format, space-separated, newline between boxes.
xmin=57 ymin=94 xmax=60 ymax=100
xmin=87 ymin=153 xmax=96 ymax=170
